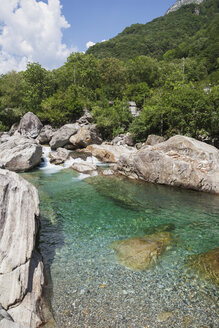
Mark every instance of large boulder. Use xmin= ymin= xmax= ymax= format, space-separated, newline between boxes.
xmin=49 ymin=147 xmax=69 ymax=165
xmin=111 ymin=232 xmax=173 ymax=271
xmin=49 ymin=123 xmax=79 ymax=150
xmin=0 ymin=169 xmax=44 ymax=327
xmin=82 ymin=143 xmax=136 ymax=163
xmin=118 ymin=135 xmax=219 ymax=194
xmin=18 ymin=112 xmax=43 ymax=138
xmin=37 ymin=125 xmax=55 ymax=144
xmin=0 ymin=136 xmax=42 ymax=172
xmin=186 ymin=247 xmax=219 ymax=285
xmin=69 ymin=125 xmax=102 ymax=149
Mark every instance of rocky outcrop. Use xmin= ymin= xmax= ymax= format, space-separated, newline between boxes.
xmin=166 ymin=0 xmax=203 ymax=14
xmin=0 ymin=169 xmax=44 ymax=327
xmin=111 ymin=232 xmax=173 ymax=271
xmin=186 ymin=247 xmax=219 ymax=285
xmin=145 ymin=134 xmax=165 ymax=146
xmin=18 ymin=112 xmax=43 ymax=138
xmin=76 ymin=110 xmax=93 ymax=126
xmin=82 ymin=143 xmax=136 ymax=163
xmin=37 ymin=125 xmax=55 ymax=144
xmin=0 ymin=136 xmax=42 ymax=172
xmin=118 ymin=135 xmax=219 ymax=194
xmin=69 ymin=125 xmax=102 ymax=149
xmin=49 ymin=123 xmax=79 ymax=150
xmin=111 ymin=133 xmax=135 ymax=147
xmin=49 ymin=147 xmax=69 ymax=165
xmin=0 ymin=133 xmax=11 ymax=144
xmin=72 ymin=162 xmax=97 ymax=174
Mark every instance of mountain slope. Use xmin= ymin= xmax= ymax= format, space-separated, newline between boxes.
xmin=87 ymin=0 xmax=219 ymax=61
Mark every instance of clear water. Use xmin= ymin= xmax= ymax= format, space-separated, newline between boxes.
xmin=22 ymin=165 xmax=219 ymax=328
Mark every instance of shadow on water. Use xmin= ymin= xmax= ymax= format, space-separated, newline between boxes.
xmin=21 ymin=170 xmax=66 ymax=326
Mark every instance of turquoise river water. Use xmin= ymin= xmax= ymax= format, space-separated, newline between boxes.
xmin=22 ymin=154 xmax=219 ymax=328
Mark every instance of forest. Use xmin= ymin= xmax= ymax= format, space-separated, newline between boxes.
xmin=0 ymin=0 xmax=218 ymax=143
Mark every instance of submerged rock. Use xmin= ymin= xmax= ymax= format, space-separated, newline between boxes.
xmin=118 ymin=135 xmax=219 ymax=194
xmin=143 ymin=223 xmax=175 ymax=235
xmin=0 ymin=169 xmax=44 ymax=327
xmin=112 ymin=232 xmax=173 ymax=271
xmin=0 ymin=135 xmax=42 ymax=172
xmin=186 ymin=247 xmax=219 ymax=285
xmin=18 ymin=112 xmax=43 ymax=138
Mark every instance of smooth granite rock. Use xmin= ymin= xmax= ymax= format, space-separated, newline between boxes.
xmin=118 ymin=135 xmax=219 ymax=193
xmin=18 ymin=112 xmax=43 ymax=138
xmin=69 ymin=125 xmax=102 ymax=149
xmin=0 ymin=169 xmax=44 ymax=327
xmin=49 ymin=123 xmax=79 ymax=150
xmin=82 ymin=143 xmax=136 ymax=163
xmin=0 ymin=136 xmax=42 ymax=172
xmin=37 ymin=125 xmax=55 ymax=144
xmin=49 ymin=147 xmax=69 ymax=165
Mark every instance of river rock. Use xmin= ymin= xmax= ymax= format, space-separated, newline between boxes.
xmin=145 ymin=134 xmax=165 ymax=146
xmin=111 ymin=232 xmax=173 ymax=270
xmin=37 ymin=125 xmax=55 ymax=144
xmin=49 ymin=123 xmax=79 ymax=150
xmin=76 ymin=110 xmax=93 ymax=126
xmin=118 ymin=135 xmax=219 ymax=194
xmin=18 ymin=112 xmax=43 ymax=138
xmin=82 ymin=144 xmax=136 ymax=163
xmin=0 ymin=169 xmax=44 ymax=327
xmin=111 ymin=133 xmax=135 ymax=147
xmin=72 ymin=162 xmax=97 ymax=173
xmin=0 ymin=133 xmax=11 ymax=144
xmin=69 ymin=125 xmax=102 ymax=149
xmin=8 ymin=122 xmax=19 ymax=136
xmin=0 ymin=135 xmax=42 ymax=172
xmin=49 ymin=147 xmax=69 ymax=165
xmin=186 ymin=247 xmax=219 ymax=285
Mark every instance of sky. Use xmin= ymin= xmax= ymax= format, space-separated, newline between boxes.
xmin=0 ymin=0 xmax=176 ymax=74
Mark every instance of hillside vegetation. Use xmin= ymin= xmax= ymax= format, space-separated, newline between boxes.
xmin=0 ymin=0 xmax=218 ymax=144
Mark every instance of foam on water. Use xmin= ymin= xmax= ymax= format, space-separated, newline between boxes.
xmin=40 ymin=146 xmax=103 ymax=176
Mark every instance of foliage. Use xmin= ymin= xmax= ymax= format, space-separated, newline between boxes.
xmin=92 ymin=99 xmax=133 ymax=140
xmin=87 ymin=0 xmax=219 ymax=61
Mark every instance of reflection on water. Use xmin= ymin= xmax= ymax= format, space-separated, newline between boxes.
xmin=22 ymin=167 xmax=219 ymax=328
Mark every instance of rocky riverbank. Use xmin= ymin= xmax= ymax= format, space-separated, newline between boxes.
xmin=0 ymin=169 xmax=44 ymax=327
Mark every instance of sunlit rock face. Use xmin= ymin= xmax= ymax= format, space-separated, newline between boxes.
xmin=166 ymin=0 xmax=204 ymax=14
xmin=118 ymin=135 xmax=219 ymax=194
xmin=0 ymin=169 xmax=44 ymax=327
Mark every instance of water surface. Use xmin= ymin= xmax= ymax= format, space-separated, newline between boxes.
xmin=22 ymin=163 xmax=219 ymax=328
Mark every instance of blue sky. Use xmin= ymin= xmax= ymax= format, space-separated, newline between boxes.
xmin=0 ymin=0 xmax=176 ymax=73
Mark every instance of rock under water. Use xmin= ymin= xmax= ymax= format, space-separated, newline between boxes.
xmin=111 ymin=232 xmax=173 ymax=271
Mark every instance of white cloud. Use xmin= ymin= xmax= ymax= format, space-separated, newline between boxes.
xmin=0 ymin=0 xmax=76 ymax=74
xmin=86 ymin=41 xmax=96 ymax=49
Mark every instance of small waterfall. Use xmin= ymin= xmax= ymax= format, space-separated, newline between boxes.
xmin=40 ymin=146 xmax=103 ymax=178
